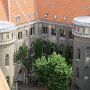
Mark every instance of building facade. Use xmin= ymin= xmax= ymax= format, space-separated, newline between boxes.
xmin=72 ymin=16 xmax=90 ymax=90
xmin=0 ymin=0 xmax=90 ymax=90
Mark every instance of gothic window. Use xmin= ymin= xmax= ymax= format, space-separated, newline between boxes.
xmin=75 ymin=68 xmax=79 ymax=79
xmin=77 ymin=49 xmax=80 ymax=59
xmin=5 ymin=54 xmax=9 ymax=66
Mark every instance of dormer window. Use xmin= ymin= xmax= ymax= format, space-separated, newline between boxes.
xmin=64 ymin=16 xmax=67 ymax=21
xmin=27 ymin=13 xmax=31 ymax=19
xmin=15 ymin=15 xmax=20 ymax=22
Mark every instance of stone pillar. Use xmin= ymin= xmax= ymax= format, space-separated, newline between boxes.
xmin=48 ymin=24 xmax=52 ymax=40
xmin=34 ymin=23 xmax=39 ymax=38
xmin=56 ymin=25 xmax=60 ymax=46
xmin=38 ymin=23 xmax=42 ymax=37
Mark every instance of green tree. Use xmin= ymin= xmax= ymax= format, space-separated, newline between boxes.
xmin=21 ymin=44 xmax=27 ymax=67
xmin=34 ymin=52 xmax=72 ymax=90
xmin=34 ymin=38 xmax=43 ymax=59
xmin=63 ymin=46 xmax=72 ymax=66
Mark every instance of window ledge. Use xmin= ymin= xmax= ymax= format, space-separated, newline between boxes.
xmin=76 ymin=59 xmax=80 ymax=62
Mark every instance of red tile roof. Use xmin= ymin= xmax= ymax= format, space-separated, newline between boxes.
xmin=0 ymin=68 xmax=10 ymax=90
xmin=36 ymin=0 xmax=90 ymax=24
xmin=0 ymin=0 xmax=8 ymax=21
xmin=0 ymin=0 xmax=90 ymax=25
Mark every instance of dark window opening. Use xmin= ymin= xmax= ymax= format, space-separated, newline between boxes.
xmin=30 ymin=27 xmax=35 ymax=35
xmin=60 ymin=30 xmax=65 ymax=37
xmin=51 ymin=28 xmax=56 ymax=36
xmin=77 ymin=49 xmax=80 ymax=59
xmin=18 ymin=32 xmax=22 ymax=40
xmin=75 ymin=68 xmax=79 ymax=79
xmin=5 ymin=54 xmax=9 ymax=66
xmin=42 ymin=27 xmax=48 ymax=34
xmin=69 ymin=31 xmax=73 ymax=39
xmin=26 ymin=30 xmax=28 ymax=37
xmin=6 ymin=76 xmax=10 ymax=86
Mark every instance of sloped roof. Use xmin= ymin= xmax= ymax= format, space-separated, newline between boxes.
xmin=0 ymin=68 xmax=10 ymax=90
xmin=0 ymin=0 xmax=8 ymax=21
xmin=10 ymin=0 xmax=37 ymax=25
xmin=36 ymin=0 xmax=90 ymax=24
xmin=0 ymin=0 xmax=90 ymax=25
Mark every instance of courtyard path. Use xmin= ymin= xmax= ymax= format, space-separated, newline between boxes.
xmin=18 ymin=84 xmax=48 ymax=90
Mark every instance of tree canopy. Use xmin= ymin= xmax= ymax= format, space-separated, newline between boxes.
xmin=34 ymin=52 xmax=72 ymax=90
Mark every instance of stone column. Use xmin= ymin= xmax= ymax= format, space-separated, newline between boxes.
xmin=38 ymin=23 xmax=42 ymax=38
xmin=56 ymin=25 xmax=60 ymax=46
xmin=34 ymin=23 xmax=39 ymax=38
xmin=48 ymin=24 xmax=52 ymax=40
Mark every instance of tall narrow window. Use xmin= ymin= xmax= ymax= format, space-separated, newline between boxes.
xmin=30 ymin=27 xmax=35 ymax=35
xmin=75 ymin=68 xmax=79 ymax=79
xmin=69 ymin=31 xmax=73 ymax=39
xmin=18 ymin=32 xmax=22 ymax=40
xmin=5 ymin=54 xmax=9 ymax=66
xmin=51 ymin=28 xmax=56 ymax=36
xmin=42 ymin=26 xmax=48 ymax=34
xmin=12 ymin=32 xmax=13 ymax=38
xmin=60 ymin=30 xmax=65 ymax=37
xmin=77 ymin=49 xmax=80 ymax=59
xmin=26 ymin=30 xmax=28 ymax=37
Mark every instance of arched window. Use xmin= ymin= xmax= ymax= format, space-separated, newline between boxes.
xmin=5 ymin=54 xmax=9 ymax=66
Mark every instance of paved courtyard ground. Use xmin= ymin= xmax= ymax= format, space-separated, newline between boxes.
xmin=18 ymin=84 xmax=48 ymax=90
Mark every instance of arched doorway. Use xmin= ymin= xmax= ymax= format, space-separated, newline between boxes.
xmin=17 ymin=69 xmax=26 ymax=84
